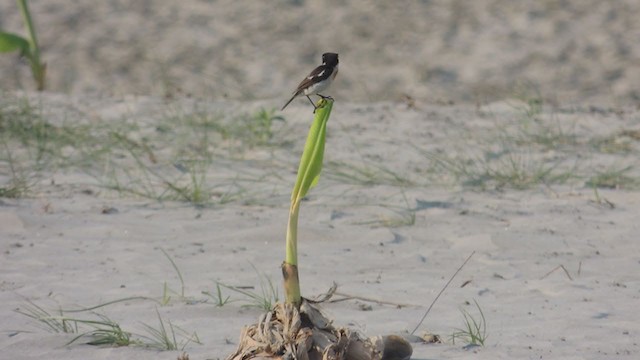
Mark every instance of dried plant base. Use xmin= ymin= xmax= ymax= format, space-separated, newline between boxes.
xmin=225 ymin=300 xmax=412 ymax=360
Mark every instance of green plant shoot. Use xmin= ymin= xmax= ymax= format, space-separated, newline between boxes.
xmin=0 ymin=0 xmax=46 ymax=90
xmin=282 ymin=98 xmax=333 ymax=307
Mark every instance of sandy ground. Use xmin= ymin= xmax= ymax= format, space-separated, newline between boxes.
xmin=1 ymin=93 xmax=640 ymax=359
xmin=2 ymin=1 xmax=640 ymax=359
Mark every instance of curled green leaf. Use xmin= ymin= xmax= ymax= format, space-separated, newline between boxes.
xmin=291 ymin=98 xmax=333 ymax=201
xmin=0 ymin=32 xmax=30 ymax=55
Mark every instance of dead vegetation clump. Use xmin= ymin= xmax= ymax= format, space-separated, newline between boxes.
xmin=226 ymin=300 xmax=412 ymax=360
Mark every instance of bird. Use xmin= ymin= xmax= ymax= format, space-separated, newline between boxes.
xmin=281 ymin=52 xmax=339 ymax=112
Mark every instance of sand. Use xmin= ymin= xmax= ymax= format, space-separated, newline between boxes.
xmin=1 ymin=93 xmax=639 ymax=359
xmin=2 ymin=1 xmax=640 ymax=359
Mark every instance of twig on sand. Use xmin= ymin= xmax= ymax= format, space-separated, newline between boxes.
xmin=540 ymin=264 xmax=573 ymax=281
xmin=410 ymin=251 xmax=476 ymax=335
xmin=330 ymin=292 xmax=417 ymax=308
xmin=304 ymin=282 xmax=338 ymax=304
xmin=304 ymin=282 xmax=417 ymax=308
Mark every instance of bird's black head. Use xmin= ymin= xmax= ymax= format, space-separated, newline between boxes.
xmin=322 ymin=53 xmax=339 ymax=66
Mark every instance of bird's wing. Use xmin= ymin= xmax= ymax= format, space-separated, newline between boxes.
xmin=293 ymin=64 xmax=332 ymax=95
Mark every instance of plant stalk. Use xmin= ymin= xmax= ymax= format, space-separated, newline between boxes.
xmin=282 ymin=98 xmax=333 ymax=308
xmin=283 ymin=199 xmax=301 ymax=305
xmin=285 ymin=199 xmax=300 ymax=266
xmin=17 ymin=0 xmax=45 ymax=90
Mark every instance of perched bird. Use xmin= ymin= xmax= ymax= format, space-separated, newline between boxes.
xmin=281 ymin=52 xmax=339 ymax=112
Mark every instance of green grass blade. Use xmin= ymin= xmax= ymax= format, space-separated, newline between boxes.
xmin=62 ymin=296 xmax=159 ymax=313
xmin=160 ymin=249 xmax=185 ymax=298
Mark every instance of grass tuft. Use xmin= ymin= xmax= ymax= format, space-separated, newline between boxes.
xmin=450 ymin=299 xmax=488 ymax=347
xmin=429 ymin=149 xmax=574 ymax=191
xmin=586 ymin=166 xmax=639 ymax=190
xmin=202 ymin=283 xmax=233 ymax=307
xmin=0 ymin=142 xmax=32 ymax=198
xmin=1 ymin=95 xmax=288 ymax=205
xmin=159 ymin=249 xmax=186 ymax=305
xmin=215 ymin=264 xmax=279 ymax=311
xmin=15 ymin=300 xmax=78 ymax=334
xmin=17 ymin=299 xmax=199 ymax=351
xmin=140 ymin=308 xmax=201 ymax=351
xmin=66 ymin=314 xmax=135 ymax=347
xmin=356 ymin=191 xmax=417 ymax=228
xmin=326 ymin=160 xmax=415 ymax=187
xmin=235 ymin=108 xmax=285 ymax=146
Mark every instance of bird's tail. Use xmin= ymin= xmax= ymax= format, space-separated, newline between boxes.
xmin=281 ymin=93 xmax=298 ymax=111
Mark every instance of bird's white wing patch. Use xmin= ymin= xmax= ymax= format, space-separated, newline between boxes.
xmin=308 ymin=69 xmax=325 ymax=79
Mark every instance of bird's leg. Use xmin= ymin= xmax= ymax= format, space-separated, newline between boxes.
xmin=306 ymin=95 xmax=319 ymax=113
